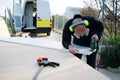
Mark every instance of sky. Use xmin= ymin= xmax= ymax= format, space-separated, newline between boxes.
xmin=0 ymin=0 xmax=86 ymax=16
xmin=48 ymin=0 xmax=85 ymax=15
xmin=0 ymin=0 xmax=13 ymax=16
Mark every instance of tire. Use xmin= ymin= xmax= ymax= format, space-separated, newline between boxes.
xmin=47 ymin=32 xmax=50 ymax=36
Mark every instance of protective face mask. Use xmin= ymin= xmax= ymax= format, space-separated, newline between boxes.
xmin=84 ymin=28 xmax=89 ymax=36
xmin=74 ymin=33 xmax=81 ymax=39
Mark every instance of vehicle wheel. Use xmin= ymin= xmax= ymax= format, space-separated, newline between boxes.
xmin=29 ymin=33 xmax=37 ymax=37
xmin=47 ymin=32 xmax=50 ymax=36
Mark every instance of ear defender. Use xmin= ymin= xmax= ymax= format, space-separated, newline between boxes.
xmin=69 ymin=26 xmax=74 ymax=32
xmin=84 ymin=20 xmax=89 ymax=26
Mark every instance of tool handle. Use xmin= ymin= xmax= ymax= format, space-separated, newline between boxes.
xmin=32 ymin=65 xmax=44 ymax=80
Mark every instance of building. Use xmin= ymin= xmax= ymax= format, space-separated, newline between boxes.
xmin=64 ymin=7 xmax=81 ymax=19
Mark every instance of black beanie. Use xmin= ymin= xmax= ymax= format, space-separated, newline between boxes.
xmin=73 ymin=14 xmax=82 ymax=19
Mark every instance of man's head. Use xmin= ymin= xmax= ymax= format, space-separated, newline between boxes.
xmin=71 ymin=18 xmax=87 ymax=38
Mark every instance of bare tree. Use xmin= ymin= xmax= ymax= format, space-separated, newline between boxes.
xmin=83 ymin=0 xmax=102 ymax=10
xmin=81 ymin=6 xmax=98 ymax=17
xmin=83 ymin=0 xmax=120 ymax=41
xmin=105 ymin=0 xmax=120 ymax=40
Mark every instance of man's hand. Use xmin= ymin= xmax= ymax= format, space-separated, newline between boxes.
xmin=68 ymin=45 xmax=80 ymax=54
xmin=92 ymin=34 xmax=99 ymax=41
xmin=90 ymin=34 xmax=98 ymax=52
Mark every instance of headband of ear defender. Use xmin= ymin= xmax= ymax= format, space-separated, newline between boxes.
xmin=69 ymin=18 xmax=89 ymax=32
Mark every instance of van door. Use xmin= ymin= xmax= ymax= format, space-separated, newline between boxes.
xmin=37 ymin=0 xmax=51 ymax=28
xmin=24 ymin=2 xmax=33 ymax=28
xmin=13 ymin=1 xmax=22 ymax=30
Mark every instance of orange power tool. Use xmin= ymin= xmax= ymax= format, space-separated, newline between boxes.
xmin=32 ymin=57 xmax=60 ymax=80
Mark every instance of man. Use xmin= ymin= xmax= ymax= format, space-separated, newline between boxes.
xmin=62 ymin=14 xmax=104 ymax=68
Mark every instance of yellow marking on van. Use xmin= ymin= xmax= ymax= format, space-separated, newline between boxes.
xmin=37 ymin=20 xmax=51 ymax=28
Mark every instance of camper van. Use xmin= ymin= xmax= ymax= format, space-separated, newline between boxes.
xmin=13 ymin=0 xmax=52 ymax=36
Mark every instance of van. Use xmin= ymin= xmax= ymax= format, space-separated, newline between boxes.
xmin=13 ymin=0 xmax=52 ymax=36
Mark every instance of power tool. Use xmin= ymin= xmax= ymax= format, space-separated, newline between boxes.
xmin=90 ymin=37 xmax=97 ymax=52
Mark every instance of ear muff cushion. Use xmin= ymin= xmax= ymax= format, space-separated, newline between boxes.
xmin=69 ymin=26 xmax=73 ymax=32
xmin=84 ymin=20 xmax=89 ymax=26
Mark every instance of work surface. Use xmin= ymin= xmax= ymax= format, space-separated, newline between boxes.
xmin=0 ymin=37 xmax=92 ymax=55
xmin=0 ymin=41 xmax=110 ymax=80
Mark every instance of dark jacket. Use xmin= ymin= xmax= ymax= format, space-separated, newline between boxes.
xmin=62 ymin=16 xmax=104 ymax=49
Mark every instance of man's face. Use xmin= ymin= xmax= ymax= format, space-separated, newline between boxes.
xmin=74 ymin=25 xmax=86 ymax=37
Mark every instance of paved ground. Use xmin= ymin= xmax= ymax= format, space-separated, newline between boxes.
xmin=98 ymin=68 xmax=120 ymax=80
xmin=32 ymin=30 xmax=62 ymax=42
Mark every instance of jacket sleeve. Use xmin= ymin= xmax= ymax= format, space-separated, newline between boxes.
xmin=93 ymin=18 xmax=104 ymax=40
xmin=62 ymin=20 xmax=73 ymax=49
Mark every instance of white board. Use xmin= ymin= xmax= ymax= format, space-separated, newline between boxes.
xmin=0 ymin=37 xmax=92 ymax=55
xmin=0 ymin=18 xmax=10 ymax=38
xmin=0 ymin=41 xmax=110 ymax=80
xmin=73 ymin=44 xmax=93 ymax=55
